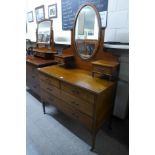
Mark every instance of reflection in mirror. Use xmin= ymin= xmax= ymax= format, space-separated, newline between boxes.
xmin=37 ymin=20 xmax=52 ymax=44
xmin=75 ymin=5 xmax=100 ymax=59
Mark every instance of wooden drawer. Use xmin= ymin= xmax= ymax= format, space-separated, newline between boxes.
xmin=26 ymin=63 xmax=40 ymax=96
xmin=39 ymin=73 xmax=60 ymax=88
xmin=41 ymin=90 xmax=56 ymax=104
xmin=61 ymin=82 xmax=94 ymax=104
xmin=41 ymin=91 xmax=63 ymax=109
xmin=61 ymin=91 xmax=93 ymax=117
xmin=27 ymin=65 xmax=38 ymax=79
xmin=41 ymin=91 xmax=93 ymax=130
xmin=40 ymin=82 xmax=60 ymax=98
xmin=61 ymin=103 xmax=93 ymax=130
xmin=31 ymin=84 xmax=40 ymax=95
xmin=93 ymin=65 xmax=112 ymax=75
xmin=27 ymin=73 xmax=39 ymax=86
xmin=55 ymin=57 xmax=64 ymax=64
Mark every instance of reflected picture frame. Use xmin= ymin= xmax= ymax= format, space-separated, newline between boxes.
xmin=27 ymin=11 xmax=34 ymax=23
xmin=48 ymin=4 xmax=57 ymax=19
xmin=35 ymin=5 xmax=45 ymax=23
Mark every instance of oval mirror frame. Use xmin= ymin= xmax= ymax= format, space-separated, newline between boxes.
xmin=36 ymin=19 xmax=53 ymax=45
xmin=73 ymin=3 xmax=101 ymax=60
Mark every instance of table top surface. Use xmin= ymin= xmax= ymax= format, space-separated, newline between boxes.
xmin=38 ymin=65 xmax=114 ymax=94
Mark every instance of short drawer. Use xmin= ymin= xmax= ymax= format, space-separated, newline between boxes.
xmin=55 ymin=57 xmax=64 ymax=64
xmin=61 ymin=91 xmax=93 ymax=117
xmin=93 ymin=65 xmax=112 ymax=75
xmin=61 ymin=82 xmax=94 ymax=104
xmin=40 ymin=82 xmax=60 ymax=98
xmin=39 ymin=73 xmax=60 ymax=88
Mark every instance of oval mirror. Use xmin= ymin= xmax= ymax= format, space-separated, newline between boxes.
xmin=74 ymin=4 xmax=101 ymax=60
xmin=37 ymin=19 xmax=52 ymax=44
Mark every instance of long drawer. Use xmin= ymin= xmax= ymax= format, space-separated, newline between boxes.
xmin=39 ymin=73 xmax=60 ymax=88
xmin=41 ymin=91 xmax=93 ymax=130
xmin=40 ymin=82 xmax=61 ymax=98
xmin=61 ymin=102 xmax=93 ymax=130
xmin=61 ymin=82 xmax=94 ymax=104
xmin=61 ymin=91 xmax=93 ymax=117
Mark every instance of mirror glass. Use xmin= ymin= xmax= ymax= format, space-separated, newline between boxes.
xmin=74 ymin=5 xmax=99 ymax=59
xmin=37 ymin=20 xmax=51 ymax=44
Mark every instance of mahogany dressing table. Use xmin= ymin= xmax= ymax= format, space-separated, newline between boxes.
xmin=26 ymin=19 xmax=57 ymax=97
xmin=38 ymin=4 xmax=119 ymax=151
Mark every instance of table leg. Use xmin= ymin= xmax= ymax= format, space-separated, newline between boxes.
xmin=42 ymin=102 xmax=46 ymax=114
xmin=90 ymin=132 xmax=97 ymax=151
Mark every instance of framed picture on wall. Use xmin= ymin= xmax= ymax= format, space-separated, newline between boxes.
xmin=35 ymin=5 xmax=45 ymax=23
xmin=48 ymin=4 xmax=57 ymax=18
xmin=27 ymin=11 xmax=34 ymax=22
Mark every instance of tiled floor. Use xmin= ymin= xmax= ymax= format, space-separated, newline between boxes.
xmin=26 ymin=90 xmax=129 ymax=155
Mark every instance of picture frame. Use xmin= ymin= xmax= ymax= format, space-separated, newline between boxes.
xmin=35 ymin=5 xmax=45 ymax=23
xmin=27 ymin=11 xmax=34 ymax=22
xmin=48 ymin=4 xmax=57 ymax=19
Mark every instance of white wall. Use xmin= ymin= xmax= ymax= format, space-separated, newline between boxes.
xmin=104 ymin=0 xmax=129 ymax=43
xmin=26 ymin=0 xmax=71 ymax=44
xmin=26 ymin=0 xmax=129 ymax=44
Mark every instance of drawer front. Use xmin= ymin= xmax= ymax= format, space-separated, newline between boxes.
xmin=61 ymin=91 xmax=93 ymax=117
xmin=31 ymin=84 xmax=40 ymax=95
xmin=93 ymin=65 xmax=112 ymax=75
xmin=61 ymin=104 xmax=93 ymax=130
xmin=61 ymin=82 xmax=94 ymax=104
xmin=41 ymin=91 xmax=93 ymax=130
xmin=41 ymin=90 xmax=57 ymax=105
xmin=27 ymin=64 xmax=38 ymax=80
xmin=40 ymin=82 xmax=60 ymax=98
xmin=26 ymin=64 xmax=40 ymax=96
xmin=27 ymin=72 xmax=39 ymax=86
xmin=55 ymin=57 xmax=64 ymax=64
xmin=40 ymin=73 xmax=60 ymax=88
